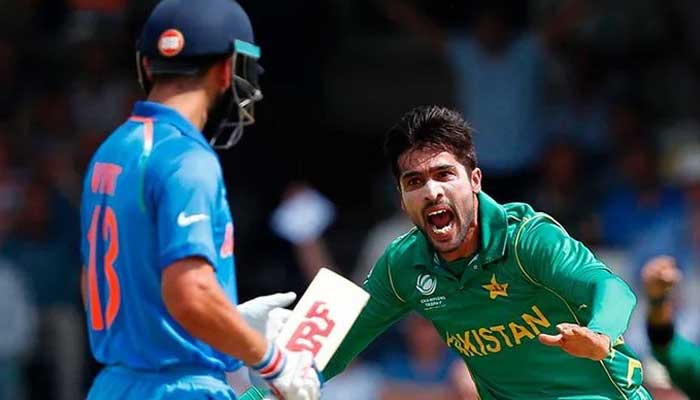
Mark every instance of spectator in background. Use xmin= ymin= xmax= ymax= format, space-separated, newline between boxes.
xmin=0 ymin=39 xmax=21 ymax=122
xmin=379 ymin=314 xmax=471 ymax=400
xmin=269 ymin=183 xmax=337 ymax=284
xmin=69 ymin=39 xmax=134 ymax=136
xmin=528 ymin=141 xmax=598 ymax=244
xmin=637 ymin=135 xmax=700 ymax=345
xmin=547 ymin=44 xmax=613 ymax=160
xmin=27 ymin=89 xmax=75 ymax=144
xmin=614 ymin=133 xmax=700 ymax=382
xmin=271 ymin=179 xmax=416 ymax=366
xmin=377 ymin=0 xmax=590 ymax=201
xmin=0 ymin=134 xmax=24 ymax=241
xmin=352 ymin=172 xmax=413 ymax=285
xmin=598 ymin=139 xmax=684 ymax=255
xmin=0 ymin=257 xmax=37 ymax=400
xmin=643 ymin=256 xmax=699 ymax=398
xmin=0 ymin=179 xmax=84 ymax=400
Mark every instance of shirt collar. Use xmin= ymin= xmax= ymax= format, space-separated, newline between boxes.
xmin=476 ymin=191 xmax=508 ymax=265
xmin=131 ymin=101 xmax=212 ymax=150
xmin=414 ymin=191 xmax=508 ymax=271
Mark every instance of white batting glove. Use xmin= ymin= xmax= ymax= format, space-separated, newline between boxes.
xmin=237 ymin=292 xmax=296 ymax=340
xmin=251 ymin=343 xmax=321 ymax=400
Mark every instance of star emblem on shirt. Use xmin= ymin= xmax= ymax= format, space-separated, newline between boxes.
xmin=482 ymin=274 xmax=508 ymax=299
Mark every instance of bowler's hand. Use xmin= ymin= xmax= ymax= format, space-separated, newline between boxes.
xmin=538 ymin=323 xmax=610 ymax=361
xmin=642 ymin=256 xmax=681 ymax=300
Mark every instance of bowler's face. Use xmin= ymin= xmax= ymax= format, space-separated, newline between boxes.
xmin=398 ymin=148 xmax=481 ymax=260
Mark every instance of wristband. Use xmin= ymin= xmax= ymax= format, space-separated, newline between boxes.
xmin=252 ymin=342 xmax=287 ymax=380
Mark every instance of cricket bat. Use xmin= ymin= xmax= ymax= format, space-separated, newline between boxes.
xmin=240 ymin=268 xmax=370 ymax=399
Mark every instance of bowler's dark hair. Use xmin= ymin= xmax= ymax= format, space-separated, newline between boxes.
xmin=385 ymin=106 xmax=478 ymax=179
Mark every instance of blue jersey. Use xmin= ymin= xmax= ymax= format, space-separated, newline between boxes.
xmin=80 ymin=101 xmax=241 ymax=372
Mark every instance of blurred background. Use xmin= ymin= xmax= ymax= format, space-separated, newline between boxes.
xmin=0 ymin=0 xmax=698 ymax=399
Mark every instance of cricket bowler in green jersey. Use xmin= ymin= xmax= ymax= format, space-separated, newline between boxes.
xmin=323 ymin=106 xmax=651 ymax=399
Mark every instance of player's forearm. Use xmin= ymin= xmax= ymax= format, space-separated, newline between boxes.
xmin=651 ymin=332 xmax=700 ymax=396
xmin=323 ymin=296 xmax=407 ymax=379
xmin=162 ymin=261 xmax=268 ymax=366
xmin=322 ymin=322 xmax=374 ymax=380
xmin=585 ymin=272 xmax=636 ymax=341
xmin=170 ymin=287 xmax=267 ymax=364
xmin=323 ymin=300 xmax=398 ymax=379
xmin=323 ymin=254 xmax=409 ymax=379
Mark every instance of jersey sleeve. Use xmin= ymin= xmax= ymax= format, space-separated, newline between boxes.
xmin=149 ymin=149 xmax=221 ymax=270
xmin=515 ymin=215 xmax=637 ymax=342
xmin=322 ymin=250 xmax=411 ymax=380
xmin=652 ymin=332 xmax=700 ymax=396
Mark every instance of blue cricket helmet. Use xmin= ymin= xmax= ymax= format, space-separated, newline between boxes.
xmin=136 ymin=0 xmax=263 ymax=149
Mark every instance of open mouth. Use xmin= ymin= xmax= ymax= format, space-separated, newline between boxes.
xmin=425 ymin=206 xmax=455 ymax=238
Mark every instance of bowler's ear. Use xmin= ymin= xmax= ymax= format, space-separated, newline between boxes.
xmin=471 ymin=168 xmax=482 ymax=193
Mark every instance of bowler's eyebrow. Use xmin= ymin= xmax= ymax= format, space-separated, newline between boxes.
xmin=432 ymin=164 xmax=456 ymax=172
xmin=399 ymin=170 xmax=421 ymax=181
xmin=399 ymin=164 xmax=455 ymax=181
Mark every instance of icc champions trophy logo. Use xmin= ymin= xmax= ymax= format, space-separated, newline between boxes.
xmin=416 ymin=273 xmax=437 ymax=296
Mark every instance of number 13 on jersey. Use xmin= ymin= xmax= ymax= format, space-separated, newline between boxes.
xmin=86 ymin=162 xmax=123 ymax=331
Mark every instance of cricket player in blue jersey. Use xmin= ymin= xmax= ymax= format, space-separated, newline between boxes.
xmin=79 ymin=0 xmax=321 ymax=399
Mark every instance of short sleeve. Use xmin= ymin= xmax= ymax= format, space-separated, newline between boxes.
xmin=149 ymin=149 xmax=221 ymax=270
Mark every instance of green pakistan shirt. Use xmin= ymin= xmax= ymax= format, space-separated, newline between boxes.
xmin=325 ymin=192 xmax=650 ymax=400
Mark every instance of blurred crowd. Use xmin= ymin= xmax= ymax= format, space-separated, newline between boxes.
xmin=0 ymin=0 xmax=698 ymax=399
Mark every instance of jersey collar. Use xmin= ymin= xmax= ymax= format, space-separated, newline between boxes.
xmin=417 ymin=191 xmax=508 ymax=273
xmin=131 ymin=101 xmax=212 ymax=150
xmin=477 ymin=191 xmax=508 ymax=265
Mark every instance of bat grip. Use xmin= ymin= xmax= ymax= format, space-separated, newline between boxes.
xmin=238 ymin=386 xmax=270 ymax=400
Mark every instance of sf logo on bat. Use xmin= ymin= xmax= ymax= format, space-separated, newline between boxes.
xmin=285 ymin=301 xmax=336 ymax=356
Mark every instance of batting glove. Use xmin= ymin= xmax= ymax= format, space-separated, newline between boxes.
xmin=237 ymin=292 xmax=296 ymax=340
xmin=251 ymin=343 xmax=321 ymax=400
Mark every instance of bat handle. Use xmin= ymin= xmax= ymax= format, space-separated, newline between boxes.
xmin=238 ymin=386 xmax=271 ymax=400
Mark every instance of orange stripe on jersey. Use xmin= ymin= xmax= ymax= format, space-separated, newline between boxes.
xmin=129 ymin=116 xmax=154 ymax=154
